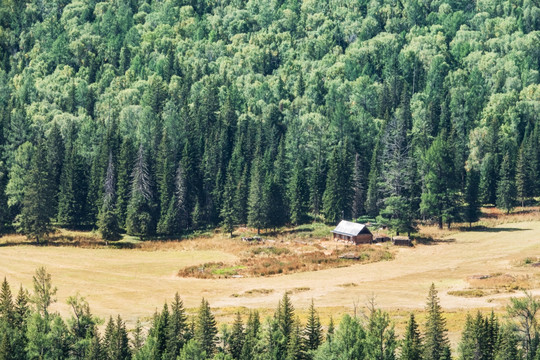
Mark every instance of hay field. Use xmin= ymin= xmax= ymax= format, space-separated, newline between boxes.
xmin=1 ymin=221 xmax=539 ymax=330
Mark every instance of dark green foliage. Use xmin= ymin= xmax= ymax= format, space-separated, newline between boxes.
xmin=304 ymin=300 xmax=322 ymax=355
xmin=97 ymin=154 xmax=121 ymax=242
xmin=423 ymin=284 xmax=451 ymax=360
xmin=103 ymin=315 xmax=131 ymax=360
xmin=464 ymin=170 xmax=481 ymax=226
xmin=195 ymin=298 xmax=218 ymax=356
xmin=289 ymin=158 xmax=310 ymax=225
xmin=165 ymin=293 xmax=188 ymax=359
xmin=497 ymin=151 xmax=516 ymax=214
xmin=126 ymin=145 xmax=155 ymax=239
xmin=116 ymin=137 xmax=135 ymax=228
xmin=322 ymin=144 xmax=351 ymax=224
xmin=229 ymin=313 xmax=244 ymax=360
xmin=18 ymin=140 xmax=54 ymax=243
xmin=458 ymin=311 xmax=499 ymax=360
xmin=400 ymin=314 xmax=422 ymax=360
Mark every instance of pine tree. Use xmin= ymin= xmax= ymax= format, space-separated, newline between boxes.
xmin=496 ymin=151 xmax=516 ymax=214
xmin=351 ymin=153 xmax=366 ymax=219
xmin=0 ymin=332 xmax=12 ymax=360
xmin=229 ymin=312 xmax=244 ymax=359
xmin=494 ymin=326 xmax=519 ymax=360
xmin=323 ymin=144 xmax=352 ymax=224
xmin=85 ymin=330 xmax=102 ymax=360
xmin=304 ymin=300 xmax=322 ymax=355
xmin=132 ymin=319 xmax=145 ymax=354
xmin=286 ymin=320 xmax=304 ymax=360
xmin=116 ymin=137 xmax=135 ymax=228
xmin=463 ymin=169 xmax=480 ymax=227
xmin=98 ymin=153 xmax=121 ymax=242
xmin=423 ymin=284 xmax=451 ymax=360
xmin=516 ymin=143 xmax=528 ymax=207
xmin=165 ymin=293 xmax=187 ymax=359
xmin=156 ymin=131 xmax=175 ymax=235
xmin=247 ymin=158 xmax=267 ymax=234
xmin=220 ymin=172 xmax=236 ymax=236
xmin=153 ymin=303 xmax=169 ymax=360
xmin=277 ymin=292 xmax=295 ymax=343
xmin=57 ymin=127 xmax=87 ymax=228
xmin=14 ymin=285 xmax=28 ymax=331
xmin=240 ymin=311 xmax=260 ymax=360
xmin=0 ymin=277 xmax=14 ymax=325
xmin=18 ymin=140 xmax=54 ymax=243
xmin=46 ymin=122 xmax=64 ymax=216
xmin=126 ymin=145 xmax=156 ymax=239
xmin=289 ymin=158 xmax=309 ymax=225
xmin=195 ymin=298 xmax=218 ymax=356
xmin=400 ymin=313 xmax=422 ymax=360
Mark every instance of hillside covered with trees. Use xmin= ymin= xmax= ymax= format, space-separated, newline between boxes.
xmin=0 ymin=0 xmax=539 ymax=239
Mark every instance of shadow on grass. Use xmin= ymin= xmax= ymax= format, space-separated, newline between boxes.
xmin=415 ymin=236 xmax=456 ymax=245
xmin=458 ymin=225 xmax=529 ymax=233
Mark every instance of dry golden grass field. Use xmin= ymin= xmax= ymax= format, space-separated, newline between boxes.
xmin=1 ymin=208 xmax=540 ymax=346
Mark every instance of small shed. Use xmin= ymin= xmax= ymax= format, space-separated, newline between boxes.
xmin=392 ymin=236 xmax=412 ymax=246
xmin=331 ymin=220 xmax=373 ymax=245
xmin=373 ymin=235 xmax=391 ymax=243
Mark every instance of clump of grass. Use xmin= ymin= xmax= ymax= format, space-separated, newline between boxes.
xmin=467 ymin=273 xmax=533 ymax=292
xmin=251 ymin=246 xmax=291 ymax=256
xmin=178 ymin=262 xmax=244 ymax=279
xmin=339 ymin=282 xmax=359 ymax=287
xmin=448 ymin=289 xmax=486 ymax=298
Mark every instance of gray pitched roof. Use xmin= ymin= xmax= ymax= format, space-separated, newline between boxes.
xmin=331 ymin=220 xmax=371 ymax=236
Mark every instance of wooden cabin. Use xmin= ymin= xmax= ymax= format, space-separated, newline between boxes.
xmin=392 ymin=236 xmax=412 ymax=246
xmin=331 ymin=220 xmax=373 ymax=245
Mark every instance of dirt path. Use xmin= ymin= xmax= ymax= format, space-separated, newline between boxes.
xmin=1 ymin=222 xmax=539 ymax=324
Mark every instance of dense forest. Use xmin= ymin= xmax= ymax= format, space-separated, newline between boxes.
xmin=0 ymin=0 xmax=539 ymax=240
xmin=1 ymin=268 xmax=540 ymax=359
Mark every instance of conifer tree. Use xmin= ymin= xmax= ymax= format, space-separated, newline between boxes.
xmin=14 ymin=285 xmax=28 ymax=331
xmin=248 ymin=158 xmax=267 ymax=234
xmin=234 ymin=165 xmax=249 ymax=226
xmin=126 ymin=145 xmax=156 ymax=239
xmin=423 ymin=284 xmax=451 ymax=360
xmin=464 ymin=169 xmax=480 ymax=227
xmin=289 ymin=158 xmax=309 ymax=225
xmin=323 ymin=144 xmax=352 ymax=224
xmin=116 ymin=137 xmax=135 ymax=228
xmin=220 ymin=173 xmax=236 ymax=236
xmin=240 ymin=311 xmax=260 ymax=360
xmin=516 ymin=143 xmax=529 ymax=207
xmin=286 ymin=320 xmax=304 ymax=360
xmin=85 ymin=329 xmax=102 ymax=360
xmin=304 ymin=300 xmax=322 ymax=355
xmin=46 ymin=122 xmax=64 ymax=215
xmin=0 ymin=332 xmax=12 ymax=360
xmin=195 ymin=298 xmax=218 ymax=356
xmin=400 ymin=313 xmax=422 ymax=360
xmin=57 ymin=128 xmax=87 ymax=228
xmin=351 ymin=153 xmax=366 ymax=219
xmin=18 ymin=140 xmax=54 ymax=243
xmin=165 ymin=293 xmax=188 ymax=359
xmin=494 ymin=326 xmax=519 ymax=360
xmin=229 ymin=312 xmax=244 ymax=359
xmin=496 ymin=151 xmax=516 ymax=214
xmin=98 ymin=153 xmax=121 ymax=242
xmin=0 ymin=277 xmax=14 ymax=325
xmin=153 ymin=303 xmax=169 ymax=360
xmin=132 ymin=319 xmax=145 ymax=354
xmin=156 ymin=131 xmax=175 ymax=235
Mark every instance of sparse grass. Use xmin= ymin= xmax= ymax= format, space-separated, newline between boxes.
xmin=339 ymin=282 xmax=359 ymax=287
xmin=448 ymin=289 xmax=486 ymax=297
xmin=467 ymin=273 xmax=534 ymax=292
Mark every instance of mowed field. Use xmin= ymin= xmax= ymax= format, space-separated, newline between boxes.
xmin=1 ymin=221 xmax=540 ymax=332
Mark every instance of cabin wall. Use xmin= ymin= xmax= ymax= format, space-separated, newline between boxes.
xmin=353 ymin=234 xmax=373 ymax=244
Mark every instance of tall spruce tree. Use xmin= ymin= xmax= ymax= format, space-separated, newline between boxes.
xmin=18 ymin=140 xmax=54 ymax=243
xmin=247 ymin=157 xmax=267 ymax=234
xmin=229 ymin=312 xmax=245 ymax=360
xmin=45 ymin=123 xmax=64 ymax=216
xmin=463 ymin=169 xmax=480 ymax=227
xmin=195 ymin=298 xmax=218 ymax=357
xmin=116 ymin=137 xmax=135 ymax=228
xmin=322 ymin=143 xmax=352 ymax=224
xmin=496 ymin=151 xmax=516 ymax=214
xmin=97 ymin=153 xmax=121 ymax=242
xmin=126 ymin=145 xmax=156 ymax=239
xmin=400 ymin=313 xmax=422 ymax=360
xmin=289 ymin=158 xmax=309 ymax=225
xmin=304 ymin=300 xmax=322 ymax=356
xmin=423 ymin=284 xmax=451 ymax=360
xmin=165 ymin=293 xmax=188 ymax=359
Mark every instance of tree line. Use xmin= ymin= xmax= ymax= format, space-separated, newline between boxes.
xmin=0 ymin=0 xmax=539 ymax=240
xmin=1 ymin=268 xmax=540 ymax=359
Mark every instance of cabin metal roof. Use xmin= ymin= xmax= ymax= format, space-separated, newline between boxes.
xmin=331 ymin=220 xmax=371 ymax=236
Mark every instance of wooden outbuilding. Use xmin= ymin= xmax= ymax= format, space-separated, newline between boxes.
xmin=331 ymin=220 xmax=373 ymax=245
xmin=392 ymin=236 xmax=412 ymax=246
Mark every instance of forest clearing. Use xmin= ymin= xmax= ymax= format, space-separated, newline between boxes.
xmin=1 ymin=212 xmax=539 ymax=342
